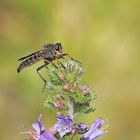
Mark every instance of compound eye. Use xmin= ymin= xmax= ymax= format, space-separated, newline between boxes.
xmin=55 ymin=44 xmax=59 ymax=50
xmin=55 ymin=43 xmax=62 ymax=52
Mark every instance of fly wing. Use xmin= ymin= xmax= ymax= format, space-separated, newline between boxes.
xmin=18 ymin=50 xmax=43 ymax=61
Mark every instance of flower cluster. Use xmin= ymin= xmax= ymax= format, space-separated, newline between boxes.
xmin=44 ymin=61 xmax=95 ymax=114
xmin=22 ymin=61 xmax=108 ymax=140
xmin=24 ymin=114 xmax=106 ymax=140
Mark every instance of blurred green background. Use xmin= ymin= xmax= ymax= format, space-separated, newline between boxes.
xmin=0 ymin=0 xmax=140 ymax=140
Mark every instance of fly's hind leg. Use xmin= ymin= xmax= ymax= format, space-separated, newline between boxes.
xmin=37 ymin=61 xmax=49 ymax=92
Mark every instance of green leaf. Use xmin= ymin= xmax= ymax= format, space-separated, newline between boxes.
xmin=84 ymin=107 xmax=96 ymax=113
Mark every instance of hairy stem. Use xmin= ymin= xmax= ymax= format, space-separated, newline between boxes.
xmin=68 ymin=98 xmax=74 ymax=120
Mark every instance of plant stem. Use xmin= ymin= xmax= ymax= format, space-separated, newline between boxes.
xmin=68 ymin=98 xmax=74 ymax=120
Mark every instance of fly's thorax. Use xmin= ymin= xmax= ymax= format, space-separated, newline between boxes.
xmin=42 ymin=47 xmax=56 ymax=60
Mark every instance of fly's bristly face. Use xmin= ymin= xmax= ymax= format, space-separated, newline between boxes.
xmin=54 ymin=43 xmax=63 ymax=53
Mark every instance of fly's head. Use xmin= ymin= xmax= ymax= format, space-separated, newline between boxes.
xmin=54 ymin=43 xmax=63 ymax=53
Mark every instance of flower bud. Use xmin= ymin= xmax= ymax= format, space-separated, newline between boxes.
xmin=75 ymin=122 xmax=88 ymax=134
xmin=53 ymin=101 xmax=65 ymax=109
xmin=63 ymin=83 xmax=69 ymax=90
xmin=59 ymin=73 xmax=65 ymax=81
xmin=80 ymin=85 xmax=89 ymax=95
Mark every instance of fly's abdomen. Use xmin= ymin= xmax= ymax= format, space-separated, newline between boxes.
xmin=17 ymin=52 xmax=43 ymax=73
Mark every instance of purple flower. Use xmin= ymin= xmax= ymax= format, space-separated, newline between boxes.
xmin=80 ymin=118 xmax=105 ymax=140
xmin=53 ymin=114 xmax=72 ymax=137
xmin=25 ymin=115 xmax=57 ymax=140
xmin=75 ymin=122 xmax=88 ymax=134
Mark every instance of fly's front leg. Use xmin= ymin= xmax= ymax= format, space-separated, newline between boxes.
xmin=57 ymin=53 xmax=73 ymax=60
xmin=56 ymin=54 xmax=70 ymax=69
xmin=37 ymin=61 xmax=49 ymax=92
xmin=57 ymin=53 xmax=81 ymax=63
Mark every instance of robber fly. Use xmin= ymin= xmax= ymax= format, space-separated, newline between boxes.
xmin=17 ymin=43 xmax=79 ymax=91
